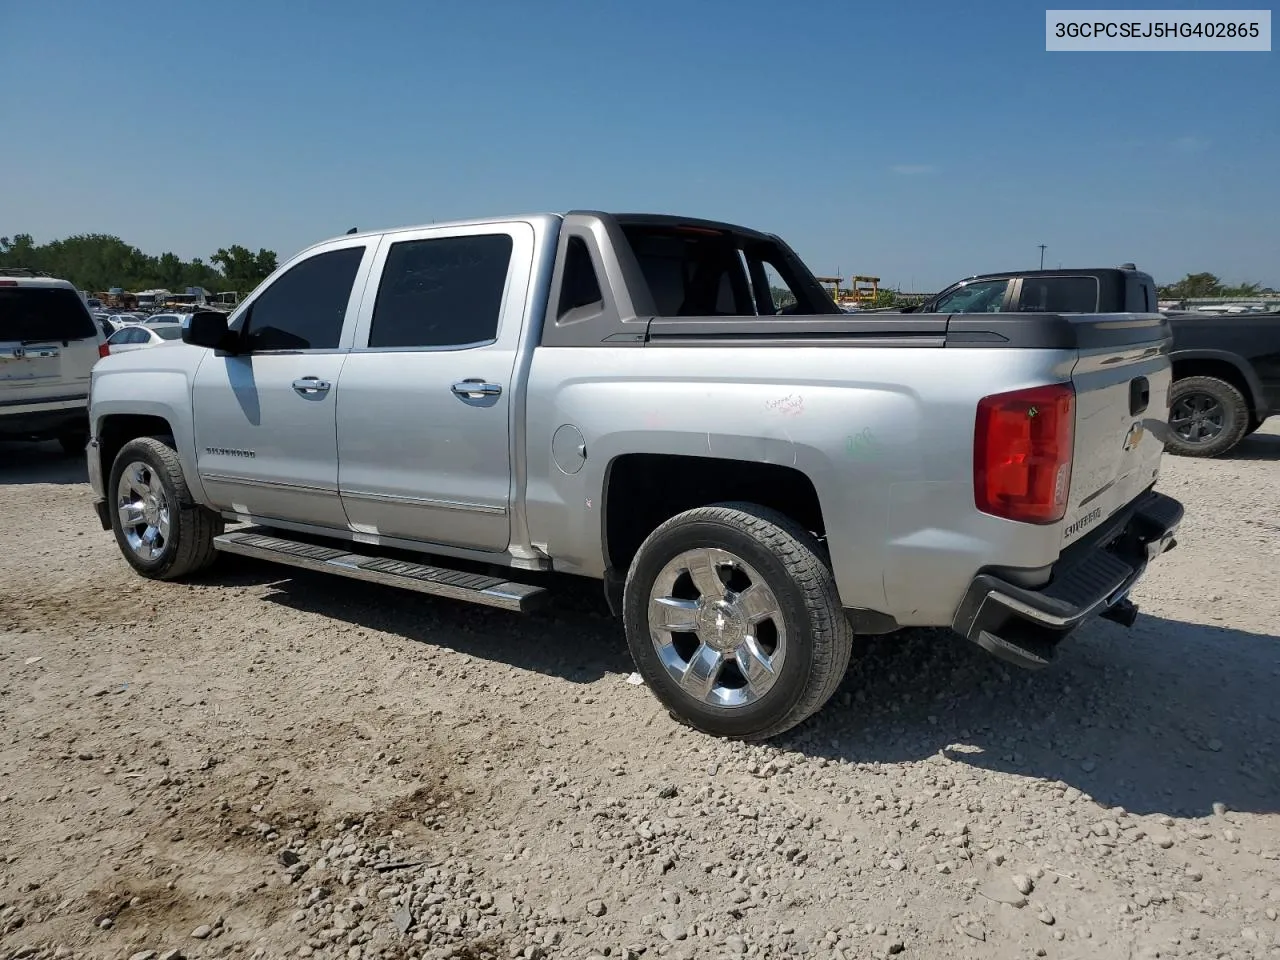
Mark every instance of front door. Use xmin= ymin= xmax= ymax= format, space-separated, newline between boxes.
xmin=336 ymin=223 xmax=533 ymax=552
xmin=192 ymin=241 xmax=372 ymax=529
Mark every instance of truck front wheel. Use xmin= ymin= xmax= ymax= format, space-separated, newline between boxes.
xmin=622 ymin=502 xmax=853 ymax=740
xmin=108 ymin=436 xmax=224 ymax=580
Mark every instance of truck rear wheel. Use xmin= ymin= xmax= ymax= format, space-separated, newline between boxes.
xmin=109 ymin=436 xmax=223 ymax=580
xmin=1166 ymin=376 xmax=1249 ymax=458
xmin=622 ymin=502 xmax=853 ymax=740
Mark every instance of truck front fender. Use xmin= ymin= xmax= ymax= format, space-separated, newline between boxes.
xmin=89 ymin=352 xmax=207 ymax=504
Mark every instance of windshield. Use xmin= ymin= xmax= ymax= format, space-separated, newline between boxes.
xmin=153 ymin=326 xmax=183 ymax=340
xmin=0 ymin=287 xmax=98 ymax=342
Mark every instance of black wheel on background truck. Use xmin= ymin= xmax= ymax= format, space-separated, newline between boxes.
xmin=622 ymin=502 xmax=854 ymax=740
xmin=1166 ymin=376 xmax=1250 ymax=458
xmin=108 ymin=436 xmax=224 ymax=580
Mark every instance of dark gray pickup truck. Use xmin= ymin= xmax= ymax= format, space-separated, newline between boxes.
xmin=910 ymin=266 xmax=1279 ymax=457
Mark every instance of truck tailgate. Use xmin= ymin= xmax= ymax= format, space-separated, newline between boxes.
xmin=1062 ymin=317 xmax=1171 ymax=547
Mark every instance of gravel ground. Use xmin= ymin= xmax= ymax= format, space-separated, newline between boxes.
xmin=1 ymin=425 xmax=1278 ymax=960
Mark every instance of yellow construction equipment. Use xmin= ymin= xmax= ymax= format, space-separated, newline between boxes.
xmin=813 ymin=276 xmax=843 ymax=302
xmin=849 ymin=275 xmax=880 ymax=306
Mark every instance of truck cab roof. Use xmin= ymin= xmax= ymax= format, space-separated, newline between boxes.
xmin=913 ymin=265 xmax=1159 ymax=315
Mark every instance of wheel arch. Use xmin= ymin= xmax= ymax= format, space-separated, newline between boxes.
xmin=97 ymin=413 xmax=178 ymax=490
xmin=1170 ymin=350 xmax=1267 ymax=423
xmin=601 ymin=452 xmax=827 ymax=611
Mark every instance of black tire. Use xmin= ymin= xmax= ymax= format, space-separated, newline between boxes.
xmin=108 ymin=436 xmax=223 ymax=580
xmin=622 ymin=502 xmax=853 ymax=741
xmin=1165 ymin=376 xmax=1250 ymax=458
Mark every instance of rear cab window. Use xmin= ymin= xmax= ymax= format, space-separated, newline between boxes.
xmin=616 ymin=223 xmax=834 ymax=317
xmin=0 ymin=287 xmax=98 ymax=342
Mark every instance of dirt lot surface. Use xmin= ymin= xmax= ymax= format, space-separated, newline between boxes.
xmin=2 ymin=427 xmax=1278 ymax=960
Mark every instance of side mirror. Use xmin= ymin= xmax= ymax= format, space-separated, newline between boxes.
xmin=182 ymin=310 xmax=237 ymax=352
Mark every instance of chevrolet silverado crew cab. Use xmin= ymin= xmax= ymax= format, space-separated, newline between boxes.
xmin=85 ymin=213 xmax=1182 ymax=740
xmin=1 ymin=272 xmax=108 ymax=452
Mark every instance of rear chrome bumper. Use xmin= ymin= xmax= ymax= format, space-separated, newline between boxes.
xmin=952 ymin=490 xmax=1183 ymax=669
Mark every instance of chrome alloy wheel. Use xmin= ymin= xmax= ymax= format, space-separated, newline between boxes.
xmin=116 ymin=460 xmax=172 ymax=561
xmin=647 ymin=547 xmax=786 ymax=708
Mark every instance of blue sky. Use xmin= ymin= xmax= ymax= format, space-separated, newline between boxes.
xmin=2 ymin=0 xmax=1275 ymax=290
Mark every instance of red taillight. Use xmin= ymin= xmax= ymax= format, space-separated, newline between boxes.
xmin=0 ymin=280 xmax=17 ymax=286
xmin=98 ymin=343 xmax=110 ymax=358
xmin=974 ymin=383 xmax=1075 ymax=524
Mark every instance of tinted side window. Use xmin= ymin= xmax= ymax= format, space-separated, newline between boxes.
xmin=242 ymin=247 xmax=364 ymax=351
xmin=759 ymin=262 xmax=798 ymax=312
xmin=1017 ymin=277 xmax=1099 ymax=313
xmin=558 ymin=237 xmax=603 ymax=318
xmin=932 ymin=279 xmax=1009 ymax=313
xmin=369 ymin=235 xmax=513 ymax=349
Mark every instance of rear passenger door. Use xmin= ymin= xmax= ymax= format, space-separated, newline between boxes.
xmin=336 ymin=222 xmax=533 ymax=552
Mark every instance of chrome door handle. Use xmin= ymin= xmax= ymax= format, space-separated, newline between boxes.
xmin=292 ymin=377 xmax=331 ymax=395
xmin=451 ymin=380 xmax=502 ymax=399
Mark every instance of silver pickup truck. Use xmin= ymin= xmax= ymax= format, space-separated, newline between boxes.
xmin=86 ymin=212 xmax=1183 ymax=739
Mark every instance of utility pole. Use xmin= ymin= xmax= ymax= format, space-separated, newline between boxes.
xmin=1038 ymin=244 xmax=1047 ymax=269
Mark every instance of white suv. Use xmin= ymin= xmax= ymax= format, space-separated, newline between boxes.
xmin=0 ymin=273 xmax=107 ymax=453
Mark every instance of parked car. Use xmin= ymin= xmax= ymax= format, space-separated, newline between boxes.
xmin=85 ymin=212 xmax=1182 ymax=739
xmin=1165 ymin=311 xmax=1280 ymax=457
xmin=145 ymin=313 xmax=188 ymax=326
xmin=105 ymin=322 xmax=184 ymax=354
xmin=1 ymin=274 xmax=108 ymax=453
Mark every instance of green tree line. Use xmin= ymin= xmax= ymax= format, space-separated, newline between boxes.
xmin=0 ymin=233 xmax=278 ymax=296
xmin=1158 ymin=272 xmax=1273 ymax=299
